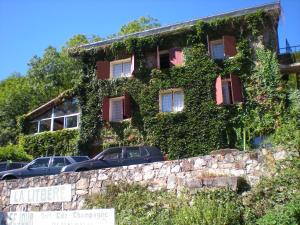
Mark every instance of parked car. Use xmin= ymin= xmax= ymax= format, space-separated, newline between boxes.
xmin=0 ymin=156 xmax=90 ymax=180
xmin=61 ymin=146 xmax=167 ymax=173
xmin=0 ymin=161 xmax=28 ymax=172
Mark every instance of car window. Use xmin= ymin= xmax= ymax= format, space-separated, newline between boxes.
xmin=103 ymin=148 xmax=122 ymax=160
xmin=30 ymin=158 xmax=50 ymax=168
xmin=71 ymin=156 xmax=90 ymax=162
xmin=52 ymin=158 xmax=68 ymax=167
xmin=126 ymin=147 xmax=141 ymax=158
xmin=9 ymin=163 xmax=25 ymax=170
xmin=0 ymin=163 xmax=7 ymax=172
xmin=140 ymin=147 xmax=150 ymax=157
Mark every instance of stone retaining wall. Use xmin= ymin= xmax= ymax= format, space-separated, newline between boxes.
xmin=0 ymin=148 xmax=291 ymax=212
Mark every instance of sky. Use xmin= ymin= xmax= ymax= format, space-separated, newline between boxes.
xmin=0 ymin=0 xmax=299 ymax=81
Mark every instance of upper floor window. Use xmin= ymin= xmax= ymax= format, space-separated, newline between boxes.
xmin=110 ymin=58 xmax=132 ymax=79
xmin=160 ymin=89 xmax=184 ymax=113
xmin=28 ymin=98 xmax=80 ymax=134
xmin=211 ymin=40 xmax=225 ymax=60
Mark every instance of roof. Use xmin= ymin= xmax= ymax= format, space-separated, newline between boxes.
xmin=76 ymin=2 xmax=280 ymax=51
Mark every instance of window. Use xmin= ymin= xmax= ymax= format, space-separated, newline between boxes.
xmin=29 ymin=98 xmax=80 ymax=134
xmin=215 ymin=75 xmax=243 ymax=105
xmin=52 ymin=157 xmax=70 ymax=167
xmin=211 ymin=40 xmax=225 ymax=60
xmin=159 ymin=50 xmax=170 ymax=69
xmin=126 ymin=147 xmax=141 ymax=158
xmin=110 ymin=58 xmax=132 ymax=79
xmin=160 ymin=89 xmax=184 ymax=112
xmin=110 ymin=97 xmax=124 ymax=122
xmin=102 ymin=148 xmax=122 ymax=160
xmin=30 ymin=158 xmax=50 ymax=168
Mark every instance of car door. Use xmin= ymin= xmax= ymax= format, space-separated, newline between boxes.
xmin=95 ymin=147 xmax=123 ymax=169
xmin=24 ymin=157 xmax=50 ymax=178
xmin=123 ymin=146 xmax=148 ymax=166
xmin=49 ymin=157 xmax=71 ymax=175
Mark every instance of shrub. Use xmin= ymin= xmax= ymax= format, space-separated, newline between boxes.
xmin=85 ymin=183 xmax=181 ymax=225
xmin=257 ymin=196 xmax=300 ymax=225
xmin=174 ymin=189 xmax=243 ymax=225
xmin=19 ymin=129 xmax=79 ymax=158
xmin=0 ymin=144 xmax=32 ymax=161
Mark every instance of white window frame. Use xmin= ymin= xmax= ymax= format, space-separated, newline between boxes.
xmin=159 ymin=88 xmax=184 ymax=113
xmin=109 ymin=96 xmax=125 ymax=122
xmin=210 ymin=39 xmax=225 ymax=60
xmin=110 ymin=58 xmax=132 ymax=79
xmin=31 ymin=108 xmax=80 ymax=134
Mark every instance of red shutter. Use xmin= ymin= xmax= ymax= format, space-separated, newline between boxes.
xmin=215 ymin=76 xmax=224 ymax=105
xmin=230 ymin=75 xmax=243 ymax=103
xmin=96 ymin=61 xmax=110 ymax=80
xmin=102 ymin=97 xmax=109 ymax=121
xmin=169 ymin=48 xmax=183 ymax=66
xmin=223 ymin=35 xmax=237 ymax=57
xmin=123 ymin=92 xmax=131 ymax=119
xmin=131 ymin=54 xmax=135 ymax=75
xmin=156 ymin=45 xmax=160 ymax=69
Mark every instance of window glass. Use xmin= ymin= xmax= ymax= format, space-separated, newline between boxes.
xmin=103 ymin=148 xmax=122 ymax=160
xmin=112 ymin=63 xmax=123 ymax=78
xmin=30 ymin=158 xmax=50 ymax=168
xmin=212 ymin=42 xmax=225 ymax=59
xmin=66 ymin=115 xmax=78 ymax=128
xmin=39 ymin=119 xmax=51 ymax=132
xmin=123 ymin=62 xmax=131 ymax=77
xmin=0 ymin=163 xmax=7 ymax=172
xmin=9 ymin=163 xmax=25 ymax=170
xmin=52 ymin=158 xmax=67 ymax=167
xmin=71 ymin=156 xmax=89 ymax=162
xmin=140 ymin=148 xmax=150 ymax=157
xmin=35 ymin=109 xmax=52 ymax=120
xmin=28 ymin=121 xmax=39 ymax=134
xmin=54 ymin=99 xmax=79 ymax=117
xmin=126 ymin=147 xmax=141 ymax=158
xmin=222 ymin=81 xmax=232 ymax=104
xmin=111 ymin=99 xmax=123 ymax=122
xmin=173 ymin=91 xmax=184 ymax=112
xmin=161 ymin=93 xmax=172 ymax=112
xmin=53 ymin=117 xmax=64 ymax=131
xmin=160 ymin=53 xmax=170 ymax=69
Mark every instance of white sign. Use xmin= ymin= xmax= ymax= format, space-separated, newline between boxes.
xmin=2 ymin=209 xmax=115 ymax=225
xmin=10 ymin=185 xmax=72 ymax=204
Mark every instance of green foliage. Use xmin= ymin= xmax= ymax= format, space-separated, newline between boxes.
xmin=174 ymin=189 xmax=243 ymax=225
xmin=19 ymin=129 xmax=79 ymax=158
xmin=257 ymin=196 xmax=300 ymax=225
xmin=85 ymin=183 xmax=181 ymax=225
xmin=242 ymin=158 xmax=300 ymax=222
xmin=0 ymin=144 xmax=32 ymax=161
xmin=110 ymin=16 xmax=161 ymax=38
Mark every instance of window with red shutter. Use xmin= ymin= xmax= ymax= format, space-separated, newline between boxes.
xmin=96 ymin=61 xmax=110 ymax=80
xmin=215 ymin=75 xmax=243 ymax=105
xmin=169 ymin=48 xmax=183 ymax=67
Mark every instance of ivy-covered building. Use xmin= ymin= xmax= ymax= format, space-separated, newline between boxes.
xmin=21 ymin=3 xmax=286 ymax=158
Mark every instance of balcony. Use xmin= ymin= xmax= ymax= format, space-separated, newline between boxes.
xmin=279 ymin=45 xmax=300 ymax=74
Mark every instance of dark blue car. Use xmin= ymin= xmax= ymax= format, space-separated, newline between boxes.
xmin=61 ymin=146 xmax=166 ymax=173
xmin=0 ymin=156 xmax=90 ymax=180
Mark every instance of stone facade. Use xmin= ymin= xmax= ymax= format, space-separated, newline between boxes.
xmin=0 ymin=148 xmax=291 ymax=212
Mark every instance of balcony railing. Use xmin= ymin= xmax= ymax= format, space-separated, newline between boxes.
xmin=279 ymin=45 xmax=300 ymax=64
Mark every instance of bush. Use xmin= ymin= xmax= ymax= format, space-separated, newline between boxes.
xmin=242 ymin=158 xmax=300 ymax=222
xmin=0 ymin=144 xmax=32 ymax=161
xmin=85 ymin=183 xmax=181 ymax=225
xmin=257 ymin=196 xmax=300 ymax=225
xmin=174 ymin=189 xmax=243 ymax=225
xmin=19 ymin=129 xmax=79 ymax=158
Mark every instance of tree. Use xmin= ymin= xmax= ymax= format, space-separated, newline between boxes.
xmin=109 ymin=16 xmax=161 ymax=38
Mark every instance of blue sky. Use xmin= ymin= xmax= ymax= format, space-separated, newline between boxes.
xmin=0 ymin=0 xmax=299 ymax=80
